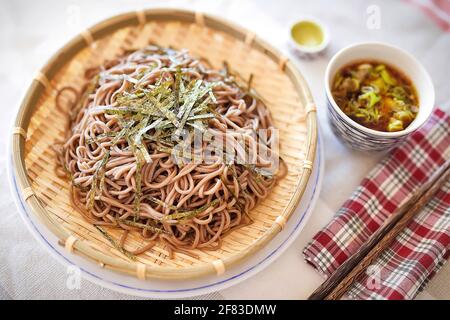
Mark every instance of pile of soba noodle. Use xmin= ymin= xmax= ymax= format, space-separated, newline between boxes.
xmin=55 ymin=45 xmax=285 ymax=258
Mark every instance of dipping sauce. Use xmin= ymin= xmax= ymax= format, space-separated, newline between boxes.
xmin=291 ymin=21 xmax=324 ymax=48
xmin=331 ymin=61 xmax=419 ymax=132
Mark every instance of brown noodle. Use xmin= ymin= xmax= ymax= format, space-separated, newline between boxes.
xmin=55 ymin=46 xmax=285 ymax=258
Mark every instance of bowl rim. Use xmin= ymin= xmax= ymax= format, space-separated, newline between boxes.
xmin=289 ymin=17 xmax=329 ymax=53
xmin=324 ymin=41 xmax=435 ymax=138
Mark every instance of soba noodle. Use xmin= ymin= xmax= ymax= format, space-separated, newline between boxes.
xmin=55 ymin=46 xmax=285 ymax=258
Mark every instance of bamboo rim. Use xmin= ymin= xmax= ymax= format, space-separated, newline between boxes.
xmin=11 ymin=8 xmax=317 ymax=280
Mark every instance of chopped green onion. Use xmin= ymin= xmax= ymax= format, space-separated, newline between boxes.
xmin=380 ymin=68 xmax=397 ymax=86
xmin=359 ymin=91 xmax=381 ymax=109
xmin=387 ymin=118 xmax=404 ymax=132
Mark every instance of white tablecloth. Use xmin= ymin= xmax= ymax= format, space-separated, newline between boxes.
xmin=0 ymin=0 xmax=448 ymax=300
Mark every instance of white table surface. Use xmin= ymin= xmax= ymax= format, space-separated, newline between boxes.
xmin=0 ymin=0 xmax=448 ymax=300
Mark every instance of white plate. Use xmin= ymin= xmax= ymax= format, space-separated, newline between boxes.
xmin=8 ymin=128 xmax=323 ymax=298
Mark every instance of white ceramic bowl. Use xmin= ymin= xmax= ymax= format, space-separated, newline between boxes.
xmin=325 ymin=42 xmax=435 ymax=151
xmin=289 ymin=17 xmax=329 ymax=58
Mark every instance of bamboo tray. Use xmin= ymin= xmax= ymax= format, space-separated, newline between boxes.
xmin=11 ymin=9 xmax=317 ymax=281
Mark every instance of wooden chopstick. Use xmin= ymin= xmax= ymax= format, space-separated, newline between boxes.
xmin=308 ymin=159 xmax=450 ymax=300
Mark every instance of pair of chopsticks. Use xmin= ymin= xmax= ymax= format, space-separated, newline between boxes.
xmin=308 ymin=159 xmax=450 ymax=300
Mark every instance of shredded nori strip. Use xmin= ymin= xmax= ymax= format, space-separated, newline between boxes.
xmin=94 ymin=225 xmax=136 ymax=260
xmin=87 ymin=151 xmax=110 ymax=209
xmin=162 ymin=199 xmax=220 ymax=221
xmin=121 ymin=219 xmax=168 ymax=235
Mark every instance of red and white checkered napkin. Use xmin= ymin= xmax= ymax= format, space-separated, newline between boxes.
xmin=304 ymin=108 xmax=450 ymax=300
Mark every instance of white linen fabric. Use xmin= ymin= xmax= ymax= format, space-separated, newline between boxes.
xmin=0 ymin=0 xmax=448 ymax=300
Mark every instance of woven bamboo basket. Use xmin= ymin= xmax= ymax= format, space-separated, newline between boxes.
xmin=11 ymin=9 xmax=317 ymax=280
